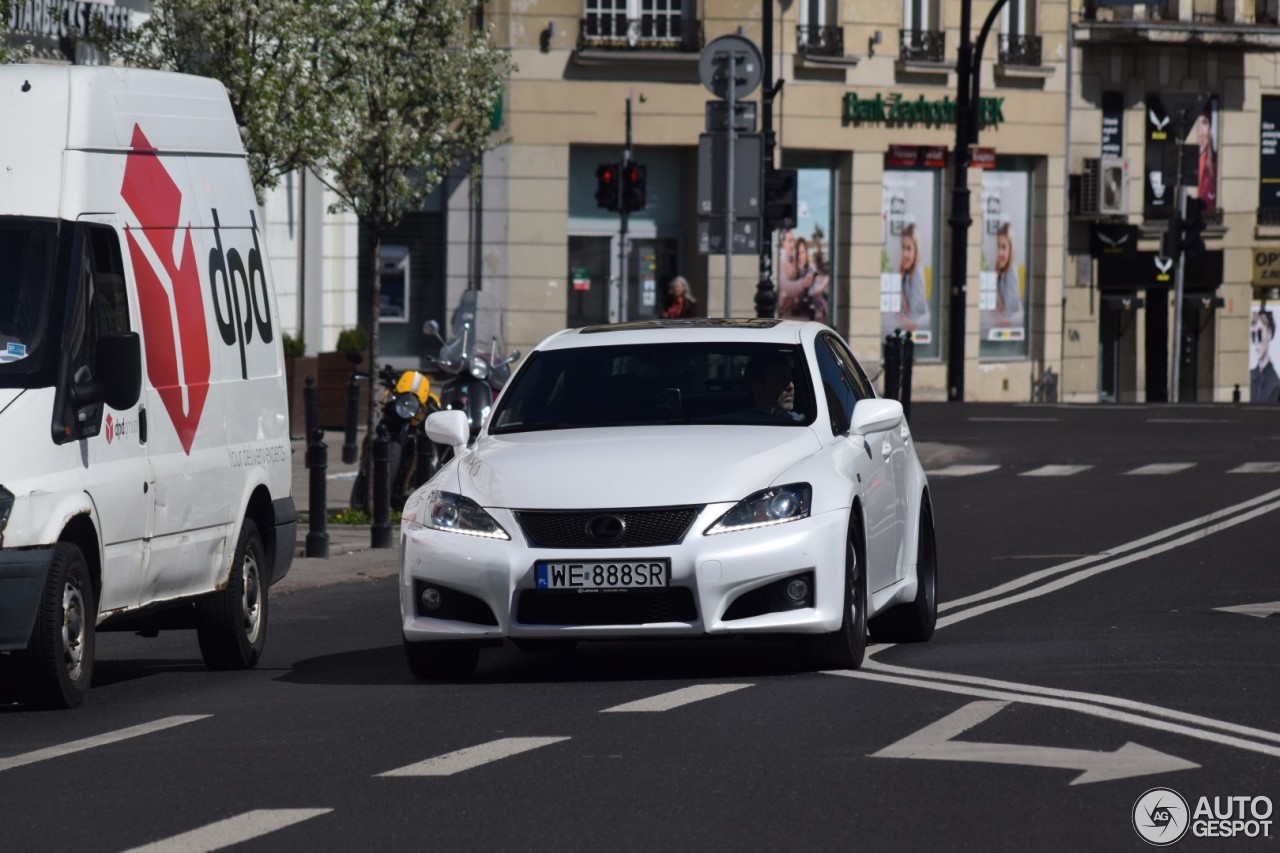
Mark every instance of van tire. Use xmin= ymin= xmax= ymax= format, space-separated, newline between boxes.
xmin=197 ymin=519 xmax=267 ymax=670
xmin=19 ymin=543 xmax=96 ymax=709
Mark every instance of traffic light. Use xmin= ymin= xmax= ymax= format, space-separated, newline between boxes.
xmin=763 ymin=167 xmax=797 ymax=232
xmin=1161 ymin=215 xmax=1180 ymax=260
xmin=621 ymin=161 xmax=647 ymax=213
xmin=595 ymin=162 xmax=620 ymax=212
xmin=1181 ymin=197 xmax=1207 ymax=256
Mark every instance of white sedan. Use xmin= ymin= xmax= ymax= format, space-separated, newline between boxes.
xmin=399 ymin=318 xmax=937 ymax=679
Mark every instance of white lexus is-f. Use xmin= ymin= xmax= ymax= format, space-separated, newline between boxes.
xmin=399 ymin=318 xmax=937 ymax=679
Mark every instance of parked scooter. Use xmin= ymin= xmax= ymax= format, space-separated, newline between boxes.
xmin=423 ymin=289 xmax=520 ymax=448
xmin=349 ymin=363 xmax=441 ymax=512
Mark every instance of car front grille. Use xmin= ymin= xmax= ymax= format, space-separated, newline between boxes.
xmin=516 ymin=588 xmax=698 ymax=626
xmin=515 ymin=506 xmax=703 ymax=548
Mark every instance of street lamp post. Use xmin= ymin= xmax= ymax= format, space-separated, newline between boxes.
xmin=755 ymin=0 xmax=778 ymax=318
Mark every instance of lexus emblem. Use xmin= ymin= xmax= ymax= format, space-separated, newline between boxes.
xmin=585 ymin=514 xmax=627 ymax=543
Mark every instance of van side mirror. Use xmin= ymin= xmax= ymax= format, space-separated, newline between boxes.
xmin=96 ymin=332 xmax=142 ymax=410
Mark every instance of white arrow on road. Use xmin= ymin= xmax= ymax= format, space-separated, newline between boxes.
xmin=1215 ymin=601 xmax=1280 ymax=618
xmin=872 ymin=701 xmax=1199 ymax=785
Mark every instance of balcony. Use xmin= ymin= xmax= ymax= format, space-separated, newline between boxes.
xmin=998 ymin=33 xmax=1042 ymax=65
xmin=576 ymin=15 xmax=703 ymax=53
xmin=898 ymin=29 xmax=946 ymax=63
xmin=796 ymin=24 xmax=845 ymax=58
xmin=1077 ymin=0 xmax=1280 ymax=48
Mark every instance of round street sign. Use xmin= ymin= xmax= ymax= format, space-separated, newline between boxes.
xmin=698 ymin=34 xmax=763 ymax=100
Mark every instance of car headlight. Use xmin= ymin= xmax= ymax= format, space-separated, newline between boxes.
xmin=393 ymin=392 xmax=421 ymax=421
xmin=0 ymin=485 xmax=13 ymax=546
xmin=407 ymin=490 xmax=510 ymax=540
xmin=704 ymin=483 xmax=812 ymax=535
xmin=469 ymin=356 xmax=490 ymax=380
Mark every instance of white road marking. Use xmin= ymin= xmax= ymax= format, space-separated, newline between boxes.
xmin=1214 ymin=601 xmax=1280 ymax=618
xmin=121 ymin=809 xmax=332 ymax=853
xmin=924 ymin=464 xmax=1001 ymax=477
xmin=377 ymin=736 xmax=570 ymax=777
xmin=601 ymin=684 xmax=752 ymax=712
xmin=939 ymin=487 xmax=1280 ymax=613
xmin=1229 ymin=462 xmax=1280 ymax=474
xmin=1020 ymin=464 xmax=1093 ymax=477
xmin=1147 ymin=418 xmax=1235 ymax=424
xmin=0 ymin=715 xmax=210 ymax=773
xmin=939 ymin=496 xmax=1280 ymax=628
xmin=967 ymin=417 xmax=1060 ymax=422
xmin=871 ymin=700 xmax=1198 ymax=785
xmin=1125 ymin=462 xmax=1196 ymax=476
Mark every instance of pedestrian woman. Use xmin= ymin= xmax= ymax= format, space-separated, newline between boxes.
xmin=663 ymin=275 xmax=696 ymax=318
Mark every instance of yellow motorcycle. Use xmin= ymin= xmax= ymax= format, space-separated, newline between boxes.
xmin=350 ymin=364 xmax=441 ymax=512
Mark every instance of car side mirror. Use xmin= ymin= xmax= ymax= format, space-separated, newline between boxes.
xmin=851 ymin=398 xmax=904 ymax=435
xmin=95 ymin=332 xmax=142 ymax=410
xmin=425 ymin=409 xmax=471 ymax=453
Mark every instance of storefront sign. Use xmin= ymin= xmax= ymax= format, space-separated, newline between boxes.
xmin=1260 ymin=97 xmax=1280 ymax=212
xmin=971 ymin=148 xmax=996 ymax=169
xmin=1090 ymin=223 xmax=1139 ymax=256
xmin=843 ymin=92 xmax=1005 ymax=128
xmin=7 ymin=0 xmax=130 ymax=39
xmin=887 ymin=145 xmax=947 ymax=169
xmin=1097 ymin=250 xmax=1223 ymax=289
xmin=1253 ymin=249 xmax=1280 ymax=288
xmin=1101 ymin=92 xmax=1124 ymax=159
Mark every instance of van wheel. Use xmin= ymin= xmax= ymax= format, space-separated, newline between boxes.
xmin=19 ymin=543 xmax=96 ymax=709
xmin=404 ymin=640 xmax=480 ymax=681
xmin=197 ymin=519 xmax=267 ymax=670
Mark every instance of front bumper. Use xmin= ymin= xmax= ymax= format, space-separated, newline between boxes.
xmin=0 ymin=546 xmax=53 ymax=650
xmin=400 ymin=505 xmax=848 ymax=642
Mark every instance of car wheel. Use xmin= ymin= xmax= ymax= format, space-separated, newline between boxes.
xmin=869 ymin=501 xmax=938 ymax=644
xmin=802 ymin=513 xmax=867 ymax=670
xmin=18 ymin=543 xmax=96 ymax=709
xmin=197 ymin=519 xmax=268 ymax=670
xmin=404 ymin=640 xmax=480 ymax=681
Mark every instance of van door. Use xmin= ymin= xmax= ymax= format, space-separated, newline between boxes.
xmin=68 ymin=217 xmax=153 ymax=616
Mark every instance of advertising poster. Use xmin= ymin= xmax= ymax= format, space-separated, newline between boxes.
xmin=1250 ymin=303 xmax=1280 ymax=404
xmin=1145 ymin=93 xmax=1218 ymax=220
xmin=1193 ymin=95 xmax=1219 ymax=216
xmin=979 ymin=171 xmax=1030 ymax=358
xmin=778 ymin=168 xmax=834 ymax=325
xmin=881 ymin=170 xmax=939 ymax=358
xmin=1260 ymin=97 xmax=1280 ymax=213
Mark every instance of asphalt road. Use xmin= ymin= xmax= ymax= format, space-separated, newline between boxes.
xmin=3 ymin=402 xmax=1279 ymax=852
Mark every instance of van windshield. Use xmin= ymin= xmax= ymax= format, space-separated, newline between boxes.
xmin=0 ymin=217 xmax=59 ymax=388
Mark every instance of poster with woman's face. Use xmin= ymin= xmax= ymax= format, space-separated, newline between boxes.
xmin=881 ymin=170 xmax=938 ymax=359
xmin=979 ymin=171 xmax=1030 ymax=359
xmin=1192 ymin=96 xmax=1219 ymax=216
xmin=1249 ymin=303 xmax=1280 ymax=403
xmin=777 ymin=169 xmax=834 ymax=325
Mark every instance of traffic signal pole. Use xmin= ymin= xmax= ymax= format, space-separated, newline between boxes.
xmin=618 ymin=94 xmax=632 ymax=324
xmin=1170 ymin=152 xmax=1189 ymax=403
xmin=755 ymin=0 xmax=777 ymax=318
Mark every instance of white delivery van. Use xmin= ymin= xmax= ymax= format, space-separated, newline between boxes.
xmin=0 ymin=66 xmax=296 ymax=708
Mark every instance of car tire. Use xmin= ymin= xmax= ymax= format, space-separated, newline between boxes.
xmin=196 ymin=519 xmax=268 ymax=670
xmin=869 ymin=501 xmax=938 ymax=644
xmin=802 ymin=513 xmax=867 ymax=670
xmin=18 ymin=543 xmax=95 ymax=710
xmin=404 ymin=640 xmax=480 ymax=681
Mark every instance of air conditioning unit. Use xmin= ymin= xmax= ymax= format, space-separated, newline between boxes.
xmin=1073 ymin=157 xmax=1128 ymax=218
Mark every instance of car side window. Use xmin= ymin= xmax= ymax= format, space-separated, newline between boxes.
xmin=815 ymin=339 xmax=857 ymax=435
xmin=830 ymin=337 xmax=876 ymax=400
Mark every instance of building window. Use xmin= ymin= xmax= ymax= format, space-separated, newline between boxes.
xmin=1261 ymin=0 xmax=1280 ymax=23
xmin=580 ymin=0 xmax=700 ymax=51
xmin=999 ymin=0 xmax=1041 ymax=66
xmin=797 ymin=0 xmax=843 ymax=57
xmin=900 ymin=0 xmax=944 ymax=62
xmin=379 ymin=245 xmax=410 ymax=323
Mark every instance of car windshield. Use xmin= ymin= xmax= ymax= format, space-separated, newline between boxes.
xmin=0 ymin=217 xmax=60 ymax=387
xmin=491 ymin=342 xmax=816 ymax=433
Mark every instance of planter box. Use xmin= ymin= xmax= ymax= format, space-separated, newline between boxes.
xmin=317 ymin=351 xmax=369 ymax=430
xmin=284 ymin=355 xmax=319 ymax=439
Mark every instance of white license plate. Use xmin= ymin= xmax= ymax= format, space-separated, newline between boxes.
xmin=535 ymin=560 xmax=670 ymax=590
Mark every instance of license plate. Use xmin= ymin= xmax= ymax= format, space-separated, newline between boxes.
xmin=535 ymin=560 xmax=670 ymax=590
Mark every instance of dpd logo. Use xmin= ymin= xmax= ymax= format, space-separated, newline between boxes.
xmin=105 ymin=412 xmax=114 ymax=444
xmin=1134 ymin=787 xmax=1191 ymax=846
xmin=209 ymin=208 xmax=274 ymax=380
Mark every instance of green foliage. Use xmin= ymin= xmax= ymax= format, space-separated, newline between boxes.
xmin=282 ymin=332 xmax=306 ymax=359
xmin=328 ymin=507 xmax=401 ymax=525
xmin=336 ymin=327 xmax=368 ymax=355
xmin=0 ymin=0 xmax=35 ymax=63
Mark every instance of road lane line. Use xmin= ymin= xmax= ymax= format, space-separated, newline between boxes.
xmin=1020 ymin=464 xmax=1093 ymax=477
xmin=828 ymin=670 xmax=1280 ymax=761
xmin=1229 ymin=462 xmax=1280 ymax=474
xmin=939 ymin=487 xmax=1280 ymax=613
xmin=924 ymin=464 xmax=1001 ymax=477
xmin=967 ymin=417 xmax=1060 ymax=423
xmin=121 ymin=809 xmax=332 ymax=853
xmin=377 ymin=736 xmax=570 ymax=777
xmin=1125 ymin=462 xmax=1196 ymax=475
xmin=601 ymin=684 xmax=752 ymax=712
xmin=939 ymin=497 xmax=1280 ymax=628
xmin=0 ymin=715 xmax=211 ymax=773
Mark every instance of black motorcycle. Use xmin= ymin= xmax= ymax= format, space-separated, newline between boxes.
xmin=349 ymin=363 xmax=441 ymax=512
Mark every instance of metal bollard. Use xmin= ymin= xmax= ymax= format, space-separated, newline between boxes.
xmin=303 ymin=376 xmax=318 ymax=466
xmin=1233 ymin=384 xmax=1241 ymax=403
xmin=900 ymin=332 xmax=915 ymax=421
xmin=305 ymin=428 xmax=330 ymax=558
xmin=342 ymin=369 xmax=360 ymax=464
xmin=371 ymin=423 xmax=393 ymax=549
xmin=883 ymin=331 xmax=902 ymax=401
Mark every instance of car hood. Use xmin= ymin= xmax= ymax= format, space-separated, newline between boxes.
xmin=456 ymin=426 xmax=824 ymax=509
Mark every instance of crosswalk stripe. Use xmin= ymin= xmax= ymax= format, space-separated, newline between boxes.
xmin=1020 ymin=464 xmax=1093 ymax=477
xmin=1125 ymin=463 xmax=1196 ymax=476
xmin=924 ymin=464 xmax=1001 ymax=477
xmin=1229 ymin=462 xmax=1280 ymax=474
xmin=377 ymin=737 xmax=570 ymax=777
xmin=121 ymin=809 xmax=332 ymax=853
xmin=601 ymin=684 xmax=752 ymax=713
xmin=0 ymin=715 xmax=210 ymax=773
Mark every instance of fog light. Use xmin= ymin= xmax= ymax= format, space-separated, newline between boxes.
xmin=420 ymin=586 xmax=443 ymax=611
xmin=784 ymin=577 xmax=809 ymax=604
